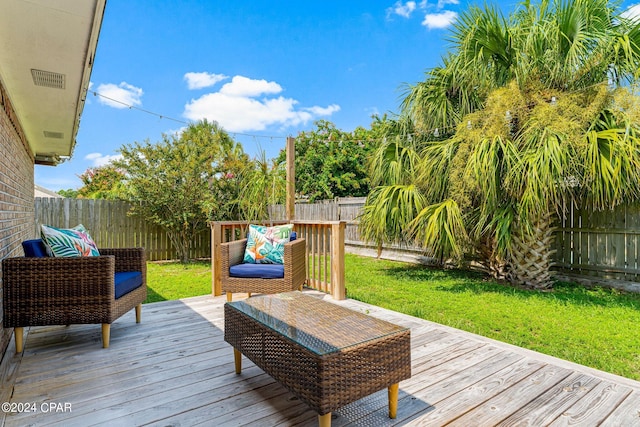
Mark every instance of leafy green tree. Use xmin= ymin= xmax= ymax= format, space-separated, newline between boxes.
xmin=57 ymin=188 xmax=79 ymax=198
xmin=114 ymin=120 xmax=247 ymax=263
xmin=76 ymin=165 xmax=126 ymax=199
xmin=277 ymin=120 xmax=376 ymax=202
xmin=361 ymin=0 xmax=640 ymax=289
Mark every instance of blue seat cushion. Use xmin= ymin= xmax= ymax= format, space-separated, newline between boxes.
xmin=114 ymin=271 xmax=143 ymax=298
xmin=22 ymin=239 xmax=49 ymax=257
xmin=229 ymin=263 xmax=284 ymax=279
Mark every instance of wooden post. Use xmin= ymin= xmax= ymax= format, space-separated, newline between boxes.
xmin=286 ymin=136 xmax=295 ymax=222
xmin=331 ymin=221 xmax=346 ymax=300
xmin=211 ymin=222 xmax=222 ymax=296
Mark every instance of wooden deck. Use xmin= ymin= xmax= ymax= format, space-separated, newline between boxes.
xmin=1 ymin=292 xmax=639 ymax=426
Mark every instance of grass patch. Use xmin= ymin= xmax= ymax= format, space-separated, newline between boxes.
xmin=344 ymin=254 xmax=640 ymax=381
xmin=145 ymin=260 xmax=212 ymax=303
xmin=144 ymin=254 xmax=640 ymax=380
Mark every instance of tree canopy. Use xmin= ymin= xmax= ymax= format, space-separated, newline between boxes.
xmin=113 ymin=120 xmax=247 ymax=262
xmin=277 ymin=120 xmax=377 ymax=202
xmin=76 ymin=165 xmax=126 ymax=200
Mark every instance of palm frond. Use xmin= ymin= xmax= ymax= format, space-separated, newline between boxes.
xmin=582 ymin=124 xmax=640 ymax=210
xmin=408 ymin=199 xmax=468 ymax=260
xmin=359 ymin=184 xmax=427 ymax=246
xmin=368 ymin=135 xmax=422 ymax=187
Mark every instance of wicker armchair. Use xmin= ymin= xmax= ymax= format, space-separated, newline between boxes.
xmin=2 ymin=247 xmax=147 ymax=352
xmin=221 ymin=237 xmax=306 ymax=301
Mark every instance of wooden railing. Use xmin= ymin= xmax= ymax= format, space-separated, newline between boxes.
xmin=210 ymin=220 xmax=346 ymax=300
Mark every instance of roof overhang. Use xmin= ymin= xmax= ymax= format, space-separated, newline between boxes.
xmin=0 ymin=0 xmax=106 ymax=165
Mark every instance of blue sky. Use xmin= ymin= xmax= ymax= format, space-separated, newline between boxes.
xmin=35 ymin=0 xmax=640 ymax=191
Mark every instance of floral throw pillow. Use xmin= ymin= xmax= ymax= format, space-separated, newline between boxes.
xmin=243 ymin=224 xmax=294 ymax=264
xmin=41 ymin=224 xmax=100 ymax=257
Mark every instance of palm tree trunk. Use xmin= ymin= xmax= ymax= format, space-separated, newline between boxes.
xmin=508 ymin=212 xmax=556 ymax=290
xmin=476 ymin=238 xmax=510 ymax=281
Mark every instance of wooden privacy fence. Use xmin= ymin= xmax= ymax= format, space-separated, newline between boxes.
xmin=554 ymin=203 xmax=640 ymax=292
xmin=210 ymin=220 xmax=346 ymax=300
xmin=35 ymin=196 xmax=640 ymax=292
xmin=276 ymin=197 xmax=640 ymax=292
xmin=34 ymin=198 xmax=211 ymax=261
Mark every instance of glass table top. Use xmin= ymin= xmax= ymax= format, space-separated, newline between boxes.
xmin=226 ymin=291 xmax=409 ymax=356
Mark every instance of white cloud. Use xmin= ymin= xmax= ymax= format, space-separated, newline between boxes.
xmin=183 ymin=75 xmax=340 ymax=133
xmin=219 ymin=76 xmax=282 ymax=97
xmin=437 ymin=0 xmax=459 ymax=8
xmin=422 ymin=10 xmax=458 ymax=29
xmin=85 ymin=153 xmax=123 ymax=167
xmin=304 ymin=105 xmax=341 ymax=115
xmin=388 ymin=1 xmax=417 ymax=18
xmin=95 ymin=82 xmax=143 ymax=109
xmin=622 ymin=4 xmax=640 ymax=21
xmin=388 ymin=0 xmax=459 ymax=30
xmin=165 ymin=127 xmax=187 ymax=137
xmin=184 ymin=72 xmax=228 ymax=90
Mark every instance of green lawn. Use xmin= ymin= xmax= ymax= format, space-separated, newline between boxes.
xmin=146 ymin=254 xmax=640 ymax=380
xmin=145 ymin=260 xmax=212 ymax=303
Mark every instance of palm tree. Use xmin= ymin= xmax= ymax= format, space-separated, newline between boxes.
xmin=361 ymin=0 xmax=640 ymax=289
xmin=239 ymin=150 xmax=287 ymax=221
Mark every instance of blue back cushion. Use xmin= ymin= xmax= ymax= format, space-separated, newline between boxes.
xmin=22 ymin=239 xmax=49 ymax=257
xmin=229 ymin=263 xmax=284 ymax=279
xmin=114 ymin=271 xmax=143 ymax=298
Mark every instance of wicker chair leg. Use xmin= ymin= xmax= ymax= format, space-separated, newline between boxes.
xmin=226 ymin=292 xmax=233 ymax=302
xmin=102 ymin=324 xmax=110 ymax=348
xmin=319 ymin=413 xmax=331 ymax=427
xmin=234 ymin=349 xmax=242 ymax=374
xmin=14 ymin=327 xmax=23 ymax=353
xmin=388 ymin=383 xmax=399 ymax=418
xmin=247 ymin=292 xmax=252 ymax=298
xmin=135 ymin=303 xmax=142 ymax=323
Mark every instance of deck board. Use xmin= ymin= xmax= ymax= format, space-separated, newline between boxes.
xmin=1 ymin=292 xmax=639 ymax=426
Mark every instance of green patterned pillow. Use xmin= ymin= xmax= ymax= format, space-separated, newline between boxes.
xmin=41 ymin=224 xmax=100 ymax=257
xmin=243 ymin=224 xmax=294 ymax=264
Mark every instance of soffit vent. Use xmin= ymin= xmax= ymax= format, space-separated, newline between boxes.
xmin=31 ymin=69 xmax=66 ymax=89
xmin=43 ymin=130 xmax=64 ymax=139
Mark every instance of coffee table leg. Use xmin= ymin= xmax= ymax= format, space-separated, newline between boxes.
xmin=234 ymin=348 xmax=242 ymax=374
xmin=388 ymin=383 xmax=399 ymax=418
xmin=318 ymin=412 xmax=331 ymax=427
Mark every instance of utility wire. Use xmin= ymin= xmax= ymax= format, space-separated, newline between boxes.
xmin=88 ymin=89 xmax=287 ymax=139
xmin=88 ymin=80 xmax=624 ymax=144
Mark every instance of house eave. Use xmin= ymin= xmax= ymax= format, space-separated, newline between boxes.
xmin=0 ymin=0 xmax=107 ymax=165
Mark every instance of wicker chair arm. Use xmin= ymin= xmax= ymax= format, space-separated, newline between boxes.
xmin=284 ymin=238 xmax=307 ymax=287
xmin=99 ymin=248 xmax=146 ymax=273
xmin=222 ymin=239 xmax=248 ymax=269
xmin=2 ymin=256 xmax=116 ymax=306
xmin=284 ymin=238 xmax=306 ymax=261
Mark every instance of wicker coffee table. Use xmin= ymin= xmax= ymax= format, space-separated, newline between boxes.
xmin=224 ymin=291 xmax=411 ymax=426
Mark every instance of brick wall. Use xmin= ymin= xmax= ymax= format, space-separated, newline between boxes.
xmin=0 ymin=82 xmax=35 ymax=357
